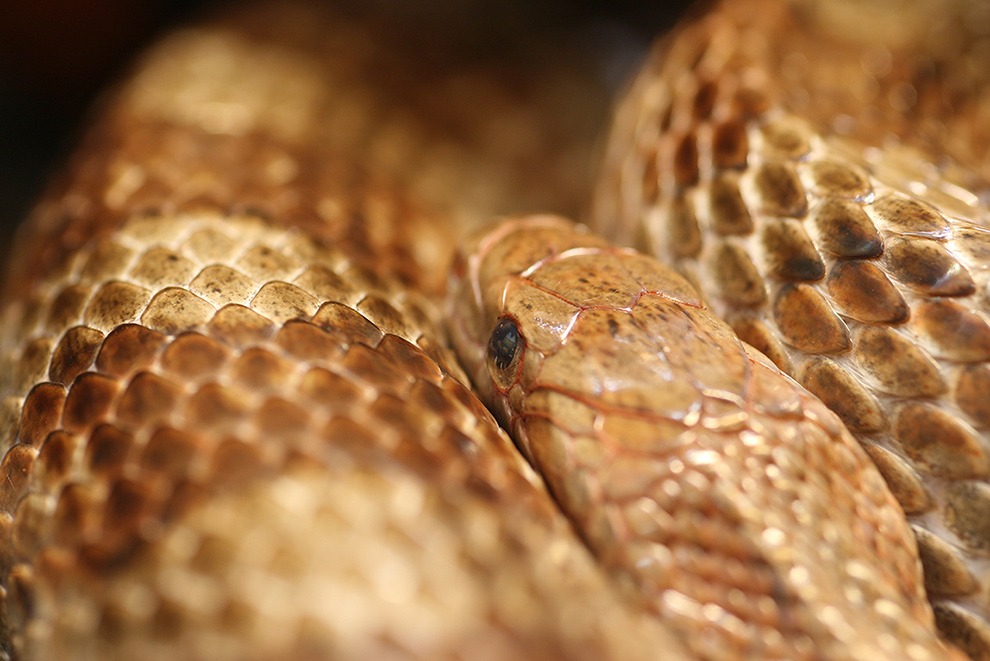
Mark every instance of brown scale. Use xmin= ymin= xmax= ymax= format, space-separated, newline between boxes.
xmin=760 ymin=219 xmax=825 ymax=282
xmin=595 ymin=0 xmax=990 ymax=656
xmin=709 ymin=174 xmax=754 ymax=236
xmin=825 ymin=260 xmax=909 ymax=324
xmin=809 ymin=199 xmax=883 ymax=258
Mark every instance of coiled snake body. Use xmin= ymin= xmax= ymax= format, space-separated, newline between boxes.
xmin=1 ymin=0 xmax=989 ymax=659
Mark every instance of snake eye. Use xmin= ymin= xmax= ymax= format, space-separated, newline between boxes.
xmin=488 ymin=317 xmax=520 ymax=371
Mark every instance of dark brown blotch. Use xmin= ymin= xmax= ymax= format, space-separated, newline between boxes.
xmin=730 ymin=316 xmax=793 ymax=374
xmin=185 ymin=383 xmax=250 ymax=432
xmin=299 ymin=368 xmax=365 ymax=413
xmin=640 ymin=145 xmax=660 ymax=205
xmin=370 ymin=394 xmax=441 ymax=451
xmin=733 ymin=84 xmax=771 ymax=119
xmin=773 ymin=284 xmax=850 ymax=353
xmin=256 ymin=398 xmax=311 ymax=444
xmin=914 ymin=300 xmax=990 ymax=362
xmin=62 ymin=373 xmax=120 ymax=433
xmin=692 ymin=80 xmax=718 ymax=120
xmin=945 ymin=481 xmax=990 ymax=550
xmin=956 ymin=365 xmax=990 ymax=429
xmin=711 ymin=119 xmax=749 ymax=170
xmin=140 ymin=426 xmax=202 ymax=479
xmin=408 ymin=379 xmax=463 ymax=426
xmin=160 ymin=333 xmax=230 ymax=381
xmin=810 ymin=199 xmax=882 ymax=258
xmin=826 ymin=260 xmax=908 ymax=324
xmin=116 ymin=372 xmax=182 ymax=428
xmin=36 ymin=430 xmax=78 ymax=490
xmin=208 ymin=438 xmax=265 ymax=487
xmin=896 ymin=405 xmax=988 ymax=479
xmin=230 ymin=347 xmax=295 ymax=393
xmin=188 ymin=535 xmax=237 ymax=576
xmin=710 ymin=242 xmax=767 ymax=306
xmin=52 ymin=483 xmax=99 ymax=547
xmin=871 ymin=194 xmax=951 ymax=238
xmin=881 ymin=236 xmax=975 ymax=297
xmin=0 ymin=445 xmax=37 ymax=512
xmin=753 ymin=161 xmax=807 ymax=217
xmin=377 ymin=335 xmax=443 ymax=385
xmin=160 ymin=479 xmax=209 ymax=525
xmin=85 ymin=423 xmax=134 ymax=478
xmin=854 ymin=327 xmax=945 ymax=398
xmin=800 ymin=358 xmax=887 ymax=433
xmin=914 ymin=525 xmax=978 ymax=597
xmin=761 ymin=219 xmax=825 ymax=282
xmin=710 ymin=175 xmax=754 ymax=236
xmin=18 ymin=382 xmax=67 ymax=448
xmin=207 ymin=304 xmax=276 ymax=348
xmin=672 ymin=131 xmax=700 ymax=187
xmin=356 ymin=295 xmax=415 ymax=339
xmin=666 ymin=194 xmax=702 ymax=258
xmin=341 ymin=343 xmax=414 ymax=396
xmin=803 ymin=159 xmax=872 ymax=200
xmin=274 ymin=320 xmax=342 ymax=362
xmin=95 ymin=324 xmax=166 ymax=378
xmin=322 ymin=416 xmax=382 ymax=456
xmin=101 ymin=478 xmax=153 ymax=546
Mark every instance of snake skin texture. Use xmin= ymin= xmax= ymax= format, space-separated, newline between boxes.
xmin=594 ymin=0 xmax=990 ymax=657
xmin=449 ymin=214 xmax=957 ymax=660
xmin=1 ymin=0 xmax=988 ymax=659
xmin=0 ymin=3 xmax=690 ymax=660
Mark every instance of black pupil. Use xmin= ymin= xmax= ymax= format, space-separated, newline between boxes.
xmin=489 ymin=318 xmax=520 ymax=370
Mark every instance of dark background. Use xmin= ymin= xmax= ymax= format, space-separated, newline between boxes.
xmin=0 ymin=0 xmax=691 ymax=259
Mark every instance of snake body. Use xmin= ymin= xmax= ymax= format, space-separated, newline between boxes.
xmin=0 ymin=5 xmax=673 ymax=659
xmin=1 ymin=0 xmax=989 ymax=659
xmin=595 ymin=0 xmax=990 ymax=656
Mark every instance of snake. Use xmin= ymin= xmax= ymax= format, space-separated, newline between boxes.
xmin=1 ymin=0 xmax=989 ymax=659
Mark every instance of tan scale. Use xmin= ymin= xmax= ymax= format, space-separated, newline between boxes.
xmin=595 ymin=0 xmax=990 ymax=657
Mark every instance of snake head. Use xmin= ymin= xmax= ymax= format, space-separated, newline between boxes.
xmin=447 ymin=213 xmax=708 ymax=464
xmin=449 ymin=215 xmax=596 ymax=459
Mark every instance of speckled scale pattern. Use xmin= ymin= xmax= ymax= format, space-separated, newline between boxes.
xmin=0 ymin=3 xmax=690 ymax=659
xmin=595 ymin=0 xmax=990 ymax=656
xmin=450 ymin=216 xmax=959 ymax=661
xmin=0 ymin=211 xmax=686 ymax=661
